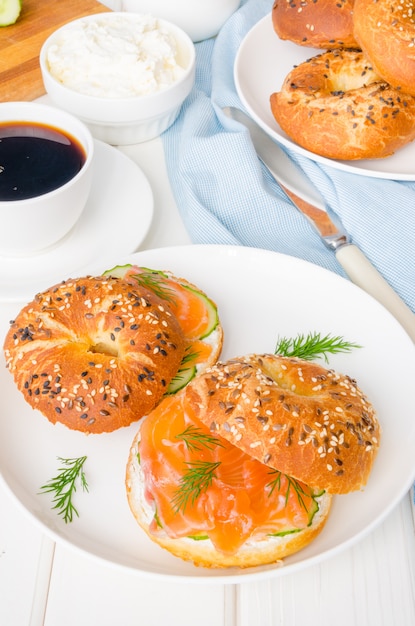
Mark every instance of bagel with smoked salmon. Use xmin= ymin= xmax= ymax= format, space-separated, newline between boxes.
xmin=103 ymin=264 xmax=224 ymax=394
xmin=3 ymin=267 xmax=223 ymax=434
xmin=272 ymin=0 xmax=358 ymax=49
xmin=126 ymin=354 xmax=380 ymax=568
xmin=270 ymin=49 xmax=415 ymax=160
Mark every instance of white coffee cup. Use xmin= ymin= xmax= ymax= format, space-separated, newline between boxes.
xmin=0 ymin=102 xmax=94 ymax=257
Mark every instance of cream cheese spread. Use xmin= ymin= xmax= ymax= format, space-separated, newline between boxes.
xmin=46 ymin=15 xmax=186 ymax=98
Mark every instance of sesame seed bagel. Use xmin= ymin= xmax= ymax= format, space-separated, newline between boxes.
xmin=353 ymin=0 xmax=415 ymax=96
xmin=272 ymin=0 xmax=358 ymax=49
xmin=184 ymin=354 xmax=380 ymax=494
xmin=270 ymin=49 xmax=415 ymax=160
xmin=3 ymin=276 xmax=186 ymax=434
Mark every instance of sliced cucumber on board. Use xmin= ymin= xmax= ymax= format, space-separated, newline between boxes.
xmin=0 ymin=0 xmax=22 ymax=26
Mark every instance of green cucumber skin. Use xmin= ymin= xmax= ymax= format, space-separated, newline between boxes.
xmin=268 ymin=528 xmax=302 ymax=538
xmin=0 ymin=0 xmax=22 ymax=26
xmin=104 ymin=264 xmax=219 ymax=339
xmin=102 ymin=264 xmax=132 ymax=279
xmin=167 ymin=366 xmax=197 ymax=395
xmin=179 ymin=283 xmax=219 ymax=340
xmin=187 ymin=534 xmax=209 ymax=541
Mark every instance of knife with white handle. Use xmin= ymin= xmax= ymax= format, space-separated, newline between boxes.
xmin=223 ymin=106 xmax=415 ymax=343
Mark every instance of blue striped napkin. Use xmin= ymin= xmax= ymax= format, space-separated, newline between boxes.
xmin=161 ymin=0 xmax=415 ymax=313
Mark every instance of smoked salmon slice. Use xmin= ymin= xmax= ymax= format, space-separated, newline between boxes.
xmin=137 ymin=392 xmax=324 ymax=556
xmin=103 ymin=265 xmax=223 ymax=393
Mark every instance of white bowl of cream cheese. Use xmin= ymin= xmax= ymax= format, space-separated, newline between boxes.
xmin=39 ymin=13 xmax=195 ymax=145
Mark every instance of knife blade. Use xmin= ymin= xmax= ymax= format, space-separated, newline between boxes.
xmin=223 ymin=106 xmax=415 ymax=343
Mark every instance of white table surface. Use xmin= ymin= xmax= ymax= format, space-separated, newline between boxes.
xmin=1 ymin=128 xmax=415 ymax=626
xmin=2 ymin=0 xmax=415 ymax=617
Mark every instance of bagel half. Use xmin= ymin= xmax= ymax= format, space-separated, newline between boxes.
xmin=353 ymin=0 xmax=415 ymax=96
xmin=127 ymin=418 xmax=332 ymax=568
xmin=186 ymin=354 xmax=380 ymax=493
xmin=3 ymin=275 xmax=187 ymax=434
xmin=126 ymin=354 xmax=380 ymax=568
xmin=3 ymin=267 xmax=223 ymax=434
xmin=270 ymin=49 xmax=415 ymax=160
xmin=272 ymin=0 xmax=358 ymax=49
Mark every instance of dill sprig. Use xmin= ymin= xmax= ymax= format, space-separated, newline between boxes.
xmin=181 ymin=346 xmax=201 ymax=366
xmin=171 ymin=460 xmax=221 ymax=513
xmin=175 ymin=424 xmax=225 ymax=453
xmin=131 ymin=269 xmax=175 ymax=302
xmin=167 ymin=349 xmax=202 ymax=388
xmin=267 ymin=470 xmax=312 ymax=511
xmin=275 ymin=331 xmax=361 ymax=363
xmin=39 ymin=456 xmax=89 ymax=523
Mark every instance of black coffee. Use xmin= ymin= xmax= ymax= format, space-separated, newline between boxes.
xmin=0 ymin=122 xmax=86 ymax=201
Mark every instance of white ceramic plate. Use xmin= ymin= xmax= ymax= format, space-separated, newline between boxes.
xmin=1 ymin=244 xmax=414 ymax=583
xmin=234 ymin=14 xmax=415 ymax=180
xmin=0 ymin=140 xmax=154 ymax=302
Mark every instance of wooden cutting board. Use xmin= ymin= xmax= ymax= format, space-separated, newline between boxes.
xmin=0 ymin=0 xmax=111 ymax=102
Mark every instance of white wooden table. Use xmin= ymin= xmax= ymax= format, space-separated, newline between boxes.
xmin=1 ymin=131 xmax=415 ymax=626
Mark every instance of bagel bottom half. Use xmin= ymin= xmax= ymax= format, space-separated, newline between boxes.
xmin=126 ymin=434 xmax=332 ymax=568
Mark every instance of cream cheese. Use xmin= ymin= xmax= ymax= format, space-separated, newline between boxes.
xmin=46 ymin=14 xmax=186 ymax=98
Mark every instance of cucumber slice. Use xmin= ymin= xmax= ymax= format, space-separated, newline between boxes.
xmin=167 ymin=365 xmax=197 ymax=395
xmin=268 ymin=528 xmax=303 ymax=538
xmin=306 ymin=493 xmax=322 ymax=526
xmin=187 ymin=534 xmax=209 ymax=541
xmin=103 ymin=265 xmax=173 ymax=301
xmin=181 ymin=284 xmax=219 ymax=339
xmin=102 ymin=263 xmax=132 ymax=279
xmin=0 ymin=0 xmax=22 ymax=26
xmin=103 ymin=264 xmax=168 ymax=280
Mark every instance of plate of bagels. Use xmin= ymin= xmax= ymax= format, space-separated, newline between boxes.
xmin=235 ymin=9 xmax=415 ymax=179
xmin=1 ymin=244 xmax=414 ymax=582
